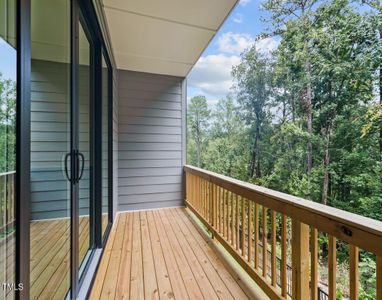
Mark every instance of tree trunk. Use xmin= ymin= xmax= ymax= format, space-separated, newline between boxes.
xmin=255 ymin=124 xmax=261 ymax=178
xmin=249 ymin=120 xmax=261 ymax=178
xmin=196 ymin=135 xmax=201 ymax=168
xmin=304 ymin=58 xmax=313 ymax=176
xmin=322 ymin=125 xmax=331 ymax=205
xmin=196 ymin=118 xmax=201 ymax=167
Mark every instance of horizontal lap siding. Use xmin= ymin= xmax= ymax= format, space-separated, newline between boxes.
xmin=31 ymin=60 xmax=71 ymax=220
xmin=117 ymin=70 xmax=185 ymax=211
xmin=31 ymin=60 xmax=91 ymax=220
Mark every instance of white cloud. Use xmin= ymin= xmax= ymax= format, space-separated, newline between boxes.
xmin=217 ymin=32 xmax=254 ymax=55
xmin=233 ymin=13 xmax=244 ymax=24
xmin=217 ymin=32 xmax=279 ymax=55
xmin=239 ymin=0 xmax=251 ymax=6
xmin=187 ymin=54 xmax=241 ymax=98
xmin=255 ymin=37 xmax=279 ymax=54
xmin=187 ymin=33 xmax=280 ymax=100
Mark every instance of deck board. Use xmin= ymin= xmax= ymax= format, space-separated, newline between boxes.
xmin=90 ymin=207 xmax=251 ymax=300
xmin=0 ymin=217 xmax=90 ymax=300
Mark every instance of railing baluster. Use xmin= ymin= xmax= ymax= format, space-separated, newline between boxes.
xmin=236 ymin=194 xmax=240 ymax=251
xmin=214 ymin=184 xmax=218 ymax=230
xmin=218 ymin=186 xmax=221 ymax=233
xmin=349 ymin=245 xmax=359 ymax=300
xmin=204 ymin=180 xmax=211 ymax=222
xmin=271 ymin=210 xmax=277 ymax=287
xmin=223 ymin=189 xmax=226 ymax=238
xmin=225 ymin=190 xmax=230 ymax=243
xmin=242 ymin=197 xmax=246 ymax=257
xmin=231 ymin=192 xmax=234 ymax=245
xmin=311 ymin=228 xmax=318 ymax=300
xmin=377 ymin=256 xmax=382 ymax=300
xmin=208 ymin=180 xmax=212 ymax=225
xmin=203 ymin=179 xmax=206 ymax=219
xmin=193 ymin=174 xmax=195 ymax=208
xmin=292 ymin=220 xmax=310 ymax=300
xmin=0 ymin=175 xmax=4 ymax=231
xmin=254 ymin=203 xmax=259 ymax=270
xmin=262 ymin=206 xmax=267 ymax=278
xmin=329 ymin=235 xmax=337 ymax=300
xmin=184 ymin=166 xmax=382 ymax=300
xmin=197 ymin=176 xmax=199 ymax=211
xmin=207 ymin=180 xmax=209 ymax=221
xmin=248 ymin=200 xmax=252 ymax=264
xmin=220 ymin=187 xmax=224 ymax=234
xmin=281 ymin=214 xmax=287 ymax=297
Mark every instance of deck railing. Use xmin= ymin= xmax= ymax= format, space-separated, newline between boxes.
xmin=0 ymin=171 xmax=15 ymax=235
xmin=184 ymin=165 xmax=382 ymax=300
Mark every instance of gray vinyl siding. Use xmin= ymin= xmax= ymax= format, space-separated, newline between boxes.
xmin=30 ymin=60 xmax=92 ymax=220
xmin=30 ymin=60 xmax=72 ymax=220
xmin=117 ymin=70 xmax=186 ymax=211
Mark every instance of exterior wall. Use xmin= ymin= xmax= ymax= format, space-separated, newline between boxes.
xmin=117 ymin=70 xmax=186 ymax=211
xmin=30 ymin=59 xmax=72 ymax=220
xmin=30 ymin=59 xmax=91 ymax=220
xmin=30 ymin=59 xmax=118 ymax=220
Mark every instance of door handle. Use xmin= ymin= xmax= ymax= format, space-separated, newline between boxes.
xmin=77 ymin=152 xmax=85 ymax=182
xmin=64 ymin=152 xmax=72 ymax=182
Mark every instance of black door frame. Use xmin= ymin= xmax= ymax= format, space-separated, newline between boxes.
xmin=15 ymin=0 xmax=114 ymax=299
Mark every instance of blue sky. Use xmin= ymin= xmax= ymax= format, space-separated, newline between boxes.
xmin=0 ymin=38 xmax=17 ymax=81
xmin=187 ymin=0 xmax=278 ymax=107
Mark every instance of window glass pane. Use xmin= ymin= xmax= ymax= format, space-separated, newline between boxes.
xmin=0 ymin=0 xmax=16 ymax=298
xmin=30 ymin=0 xmax=71 ymax=298
xmin=78 ymin=22 xmax=92 ymax=275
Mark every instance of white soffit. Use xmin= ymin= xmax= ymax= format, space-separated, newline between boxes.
xmin=102 ymin=0 xmax=238 ymax=77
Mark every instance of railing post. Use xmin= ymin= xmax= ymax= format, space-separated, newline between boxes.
xmin=292 ymin=220 xmax=310 ymax=300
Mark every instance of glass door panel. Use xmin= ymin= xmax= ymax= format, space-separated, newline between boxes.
xmin=78 ymin=22 xmax=92 ymax=275
xmin=30 ymin=0 xmax=71 ymax=298
xmin=0 ymin=1 xmax=16 ymax=299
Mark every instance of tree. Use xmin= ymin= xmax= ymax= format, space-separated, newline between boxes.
xmin=204 ymin=96 xmax=250 ymax=179
xmin=187 ymin=95 xmax=210 ymax=167
xmin=232 ymin=47 xmax=273 ymax=178
xmin=0 ymin=73 xmax=16 ymax=173
xmin=262 ymin=0 xmax=319 ymax=179
xmin=309 ymin=0 xmax=380 ymax=204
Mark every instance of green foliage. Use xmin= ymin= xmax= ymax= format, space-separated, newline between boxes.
xmin=187 ymin=0 xmax=382 ymax=297
xmin=0 ymin=72 xmax=16 ymax=173
xmin=187 ymin=95 xmax=210 ymax=167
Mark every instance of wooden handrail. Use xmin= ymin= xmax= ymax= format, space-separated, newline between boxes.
xmin=184 ymin=165 xmax=382 ymax=300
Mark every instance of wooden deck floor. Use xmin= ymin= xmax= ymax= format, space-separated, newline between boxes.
xmin=90 ymin=207 xmax=251 ymax=300
xmin=0 ymin=217 xmax=90 ymax=300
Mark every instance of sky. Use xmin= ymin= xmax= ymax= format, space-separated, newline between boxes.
xmin=186 ymin=0 xmax=279 ymax=107
xmin=0 ymin=37 xmax=17 ymax=81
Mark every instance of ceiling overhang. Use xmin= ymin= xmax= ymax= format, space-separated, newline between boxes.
xmin=102 ymin=0 xmax=238 ymax=77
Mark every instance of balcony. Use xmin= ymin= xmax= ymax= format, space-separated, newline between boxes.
xmin=89 ymin=166 xmax=382 ymax=300
xmin=90 ymin=207 xmax=256 ymax=300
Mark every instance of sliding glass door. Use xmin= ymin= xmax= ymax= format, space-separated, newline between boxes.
xmin=4 ymin=0 xmax=114 ymax=298
xmin=78 ymin=19 xmax=93 ymax=277
xmin=0 ymin=1 xmax=17 ymax=299
xmin=30 ymin=0 xmax=71 ymax=298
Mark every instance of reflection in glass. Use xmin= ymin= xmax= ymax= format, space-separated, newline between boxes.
xmin=101 ymin=55 xmax=109 ymax=238
xmin=78 ymin=23 xmax=92 ymax=276
xmin=0 ymin=1 xmax=16 ymax=299
xmin=30 ymin=0 xmax=71 ymax=298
